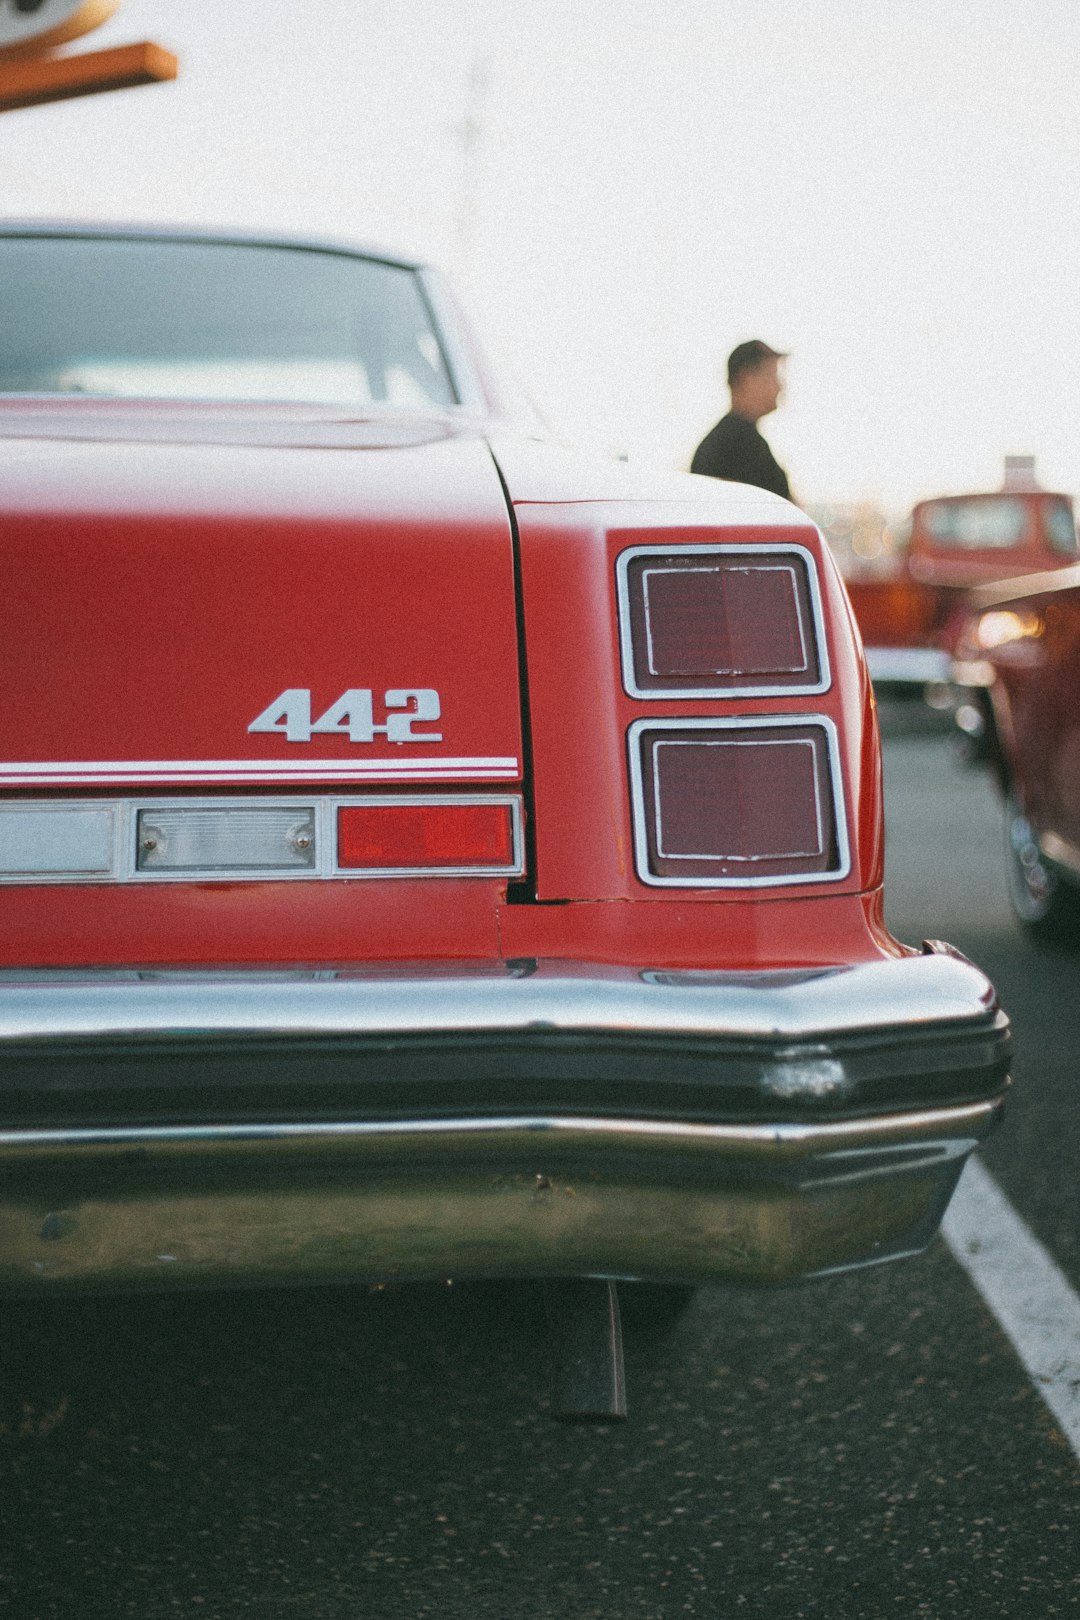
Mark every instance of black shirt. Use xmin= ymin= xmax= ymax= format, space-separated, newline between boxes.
xmin=690 ymin=411 xmax=790 ymax=500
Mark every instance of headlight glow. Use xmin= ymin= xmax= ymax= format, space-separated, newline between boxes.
xmin=974 ymin=609 xmax=1042 ymax=650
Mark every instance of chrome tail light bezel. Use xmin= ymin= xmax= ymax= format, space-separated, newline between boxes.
xmin=0 ymin=794 xmax=526 ymax=883
xmin=616 ymin=542 xmax=832 ymax=700
xmin=627 ymin=715 xmax=851 ymax=889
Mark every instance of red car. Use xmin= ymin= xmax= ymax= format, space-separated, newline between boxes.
xmin=845 ymin=474 xmax=1078 ymax=695
xmin=0 ymin=224 xmax=1008 ymax=1415
xmin=953 ymin=560 xmax=1080 ymax=942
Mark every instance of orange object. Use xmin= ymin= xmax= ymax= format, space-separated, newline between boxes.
xmin=0 ymin=40 xmax=176 ymax=113
xmin=0 ymin=1 xmax=121 ymax=62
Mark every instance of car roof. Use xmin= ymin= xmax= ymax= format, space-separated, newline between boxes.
xmin=0 ymin=218 xmax=425 ymax=274
xmin=914 ymin=490 xmax=1071 ymax=506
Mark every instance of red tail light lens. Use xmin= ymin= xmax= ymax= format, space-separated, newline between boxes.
xmin=617 ymin=544 xmax=828 ymax=697
xmin=628 ymin=718 xmax=849 ymax=887
xmin=336 ymin=797 xmax=521 ymax=875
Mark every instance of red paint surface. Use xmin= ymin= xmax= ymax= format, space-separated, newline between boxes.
xmin=0 ymin=403 xmax=895 ymax=972
xmin=514 ymin=507 xmax=883 ymax=905
xmin=0 ymin=426 xmax=521 ymax=781
xmin=498 ymin=892 xmax=898 ymax=970
xmin=0 ymin=878 xmax=504 ymax=967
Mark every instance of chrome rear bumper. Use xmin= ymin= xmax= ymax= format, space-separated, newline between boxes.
xmin=0 ymin=951 xmax=1010 ymax=1292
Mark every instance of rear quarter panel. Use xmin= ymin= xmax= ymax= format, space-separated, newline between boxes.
xmin=499 ymin=494 xmax=891 ymax=970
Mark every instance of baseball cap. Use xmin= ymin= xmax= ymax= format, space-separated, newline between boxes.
xmin=727 ymin=340 xmax=788 ymax=385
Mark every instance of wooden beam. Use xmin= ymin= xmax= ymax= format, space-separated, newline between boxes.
xmin=0 ymin=41 xmax=177 ymax=114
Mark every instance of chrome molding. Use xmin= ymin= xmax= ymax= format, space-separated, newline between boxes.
xmin=0 ymin=1098 xmax=1001 ymax=1156
xmin=616 ymin=542 xmax=832 ymax=700
xmin=0 ymin=951 xmax=998 ymax=1044
xmin=0 ymin=756 xmax=520 ymax=787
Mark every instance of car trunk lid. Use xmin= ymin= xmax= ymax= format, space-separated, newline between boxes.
xmin=0 ymin=403 xmax=522 ymax=791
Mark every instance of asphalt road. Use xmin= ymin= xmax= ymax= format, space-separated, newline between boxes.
xmin=3 ymin=715 xmax=1079 ymax=1618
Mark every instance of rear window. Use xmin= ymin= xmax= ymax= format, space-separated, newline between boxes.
xmin=921 ymin=498 xmax=1028 ymax=549
xmin=0 ymin=235 xmax=457 ymax=408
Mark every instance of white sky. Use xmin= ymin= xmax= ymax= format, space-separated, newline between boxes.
xmin=1 ymin=0 xmax=1079 ymax=513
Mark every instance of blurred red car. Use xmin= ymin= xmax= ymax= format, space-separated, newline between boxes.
xmin=0 ymin=224 xmax=1009 ymax=1410
xmin=953 ymin=559 xmax=1080 ymax=941
xmin=845 ymin=466 xmax=1077 ymax=695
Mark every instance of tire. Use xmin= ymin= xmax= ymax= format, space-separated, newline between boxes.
xmin=1004 ymin=795 xmax=1080 ymax=944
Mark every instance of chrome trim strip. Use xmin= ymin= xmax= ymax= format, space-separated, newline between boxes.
xmin=1038 ymin=830 xmax=1080 ymax=881
xmin=0 ymin=952 xmax=999 ymax=1043
xmin=626 ymin=714 xmax=852 ymax=889
xmin=864 ymin=647 xmax=952 ymax=684
xmin=0 ymin=1098 xmax=1002 ymax=1156
xmin=0 ymin=793 xmax=525 ymax=883
xmin=0 ymin=756 xmax=520 ymax=787
xmin=616 ymin=542 xmax=831 ymax=700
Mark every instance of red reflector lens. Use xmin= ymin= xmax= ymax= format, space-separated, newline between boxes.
xmin=655 ymin=739 xmax=822 ymax=861
xmin=337 ymin=800 xmax=516 ymax=872
xmin=646 ymin=566 xmax=805 ymax=676
xmin=619 ymin=547 xmax=823 ymax=695
xmin=631 ymin=722 xmax=846 ymax=885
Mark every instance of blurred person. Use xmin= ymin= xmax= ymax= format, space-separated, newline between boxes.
xmin=691 ymin=339 xmax=791 ymax=500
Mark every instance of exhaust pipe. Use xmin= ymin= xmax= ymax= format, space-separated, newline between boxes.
xmin=546 ymin=1278 xmax=628 ymax=1423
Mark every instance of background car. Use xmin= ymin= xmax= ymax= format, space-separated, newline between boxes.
xmin=843 ymin=459 xmax=1077 ymax=700
xmin=0 ymin=223 xmax=1010 ymax=1417
xmin=953 ymin=561 xmax=1080 ymax=942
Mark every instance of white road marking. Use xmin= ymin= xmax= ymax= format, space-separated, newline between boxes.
xmin=942 ymin=1155 xmax=1080 ymax=1461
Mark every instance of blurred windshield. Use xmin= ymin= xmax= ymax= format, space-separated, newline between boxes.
xmin=0 ymin=235 xmax=457 ymax=408
xmin=1045 ymin=498 xmax=1078 ymax=555
xmin=921 ymin=497 xmax=1029 ymax=549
